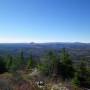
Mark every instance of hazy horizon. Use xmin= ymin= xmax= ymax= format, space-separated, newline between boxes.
xmin=0 ymin=0 xmax=90 ymax=43
xmin=0 ymin=41 xmax=89 ymax=44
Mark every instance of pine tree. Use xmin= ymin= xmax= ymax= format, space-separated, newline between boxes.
xmin=38 ymin=51 xmax=58 ymax=76
xmin=60 ymin=48 xmax=74 ymax=79
xmin=72 ymin=72 xmax=80 ymax=87
xmin=6 ymin=55 xmax=13 ymax=70
xmin=61 ymin=48 xmax=72 ymax=65
xmin=72 ymin=60 xmax=90 ymax=88
xmin=19 ymin=50 xmax=24 ymax=65
xmin=17 ymin=50 xmax=25 ymax=69
xmin=27 ymin=55 xmax=34 ymax=69
xmin=0 ymin=56 xmax=7 ymax=73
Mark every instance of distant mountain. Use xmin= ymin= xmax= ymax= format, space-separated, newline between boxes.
xmin=0 ymin=42 xmax=90 ymax=62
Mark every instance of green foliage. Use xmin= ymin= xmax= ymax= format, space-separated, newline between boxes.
xmin=0 ymin=56 xmax=7 ymax=73
xmin=5 ymin=54 xmax=19 ymax=72
xmin=16 ymin=50 xmax=25 ymax=69
xmin=61 ymin=48 xmax=72 ymax=65
xmin=72 ymin=60 xmax=90 ymax=88
xmin=72 ymin=72 xmax=80 ymax=87
xmin=6 ymin=55 xmax=13 ymax=70
xmin=38 ymin=49 xmax=75 ymax=79
xmin=19 ymin=50 xmax=24 ymax=65
xmin=0 ymin=48 xmax=89 ymax=88
xmin=79 ymin=60 xmax=87 ymax=74
xmin=9 ymin=60 xmax=18 ymax=72
xmin=27 ymin=55 xmax=35 ymax=69
xmin=37 ymin=64 xmax=50 ymax=76
xmin=60 ymin=48 xmax=75 ymax=79
xmin=38 ymin=51 xmax=58 ymax=76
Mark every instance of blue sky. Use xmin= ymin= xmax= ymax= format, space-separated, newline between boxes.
xmin=0 ymin=0 xmax=90 ymax=43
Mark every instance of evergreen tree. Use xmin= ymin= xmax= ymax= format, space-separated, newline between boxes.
xmin=72 ymin=60 xmax=90 ymax=88
xmin=72 ymin=72 xmax=80 ymax=87
xmin=19 ymin=50 xmax=24 ymax=65
xmin=38 ymin=51 xmax=58 ymax=76
xmin=60 ymin=48 xmax=74 ymax=79
xmin=6 ymin=55 xmax=19 ymax=72
xmin=61 ymin=48 xmax=72 ymax=65
xmin=78 ymin=60 xmax=89 ymax=87
xmin=27 ymin=55 xmax=34 ymax=69
xmin=79 ymin=60 xmax=87 ymax=75
xmin=10 ymin=60 xmax=18 ymax=72
xmin=6 ymin=55 xmax=13 ymax=70
xmin=0 ymin=56 xmax=7 ymax=73
xmin=17 ymin=50 xmax=25 ymax=69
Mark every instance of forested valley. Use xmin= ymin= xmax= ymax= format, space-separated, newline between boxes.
xmin=0 ymin=46 xmax=90 ymax=90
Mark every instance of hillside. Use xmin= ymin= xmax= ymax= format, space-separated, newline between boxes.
xmin=0 ymin=43 xmax=90 ymax=90
xmin=0 ymin=43 xmax=90 ymax=62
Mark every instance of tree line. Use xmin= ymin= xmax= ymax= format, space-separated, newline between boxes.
xmin=0 ymin=48 xmax=90 ymax=88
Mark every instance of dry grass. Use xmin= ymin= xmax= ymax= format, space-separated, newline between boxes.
xmin=0 ymin=71 xmax=85 ymax=90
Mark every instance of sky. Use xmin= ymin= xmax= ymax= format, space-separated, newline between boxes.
xmin=0 ymin=0 xmax=90 ymax=43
